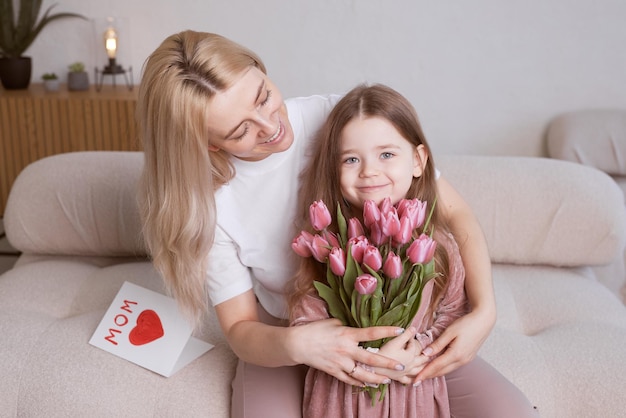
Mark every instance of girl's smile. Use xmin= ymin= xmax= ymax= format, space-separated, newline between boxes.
xmin=339 ymin=115 xmax=427 ymax=207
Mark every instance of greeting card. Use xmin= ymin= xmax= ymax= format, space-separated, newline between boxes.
xmin=89 ymin=281 xmax=213 ymax=377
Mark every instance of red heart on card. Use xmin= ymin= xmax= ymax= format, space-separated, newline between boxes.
xmin=129 ymin=309 xmax=165 ymax=346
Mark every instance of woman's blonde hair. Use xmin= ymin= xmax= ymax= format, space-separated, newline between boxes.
xmin=289 ymin=83 xmax=450 ymax=321
xmin=137 ymin=30 xmax=266 ymax=325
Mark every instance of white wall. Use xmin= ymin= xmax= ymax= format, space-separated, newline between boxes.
xmin=25 ymin=0 xmax=626 ymax=157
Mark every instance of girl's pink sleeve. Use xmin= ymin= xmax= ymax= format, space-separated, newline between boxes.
xmin=290 ymin=293 xmax=330 ymax=327
xmin=414 ymin=232 xmax=469 ymax=349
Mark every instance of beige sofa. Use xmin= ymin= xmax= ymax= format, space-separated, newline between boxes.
xmin=2 ymin=151 xmax=626 ymax=418
xmin=547 ymin=108 xmax=626 ymax=302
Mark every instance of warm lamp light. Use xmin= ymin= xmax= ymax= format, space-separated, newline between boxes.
xmin=95 ymin=17 xmax=133 ymax=91
xmin=104 ymin=27 xmax=118 ymax=59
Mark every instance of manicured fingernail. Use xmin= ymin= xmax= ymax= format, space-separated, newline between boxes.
xmin=395 ymin=364 xmax=405 ymax=371
xmin=422 ymin=347 xmax=433 ymax=356
xmin=413 ymin=380 xmax=422 ymax=387
xmin=382 ymin=379 xmax=391 ymax=384
xmin=395 ymin=327 xmax=405 ymax=335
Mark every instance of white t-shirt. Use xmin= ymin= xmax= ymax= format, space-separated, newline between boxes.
xmin=206 ymin=94 xmax=341 ymax=319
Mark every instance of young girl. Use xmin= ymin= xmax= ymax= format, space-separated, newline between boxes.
xmin=290 ymin=84 xmax=469 ymax=417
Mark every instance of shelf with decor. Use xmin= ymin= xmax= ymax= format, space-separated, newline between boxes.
xmin=0 ymin=83 xmax=139 ymax=215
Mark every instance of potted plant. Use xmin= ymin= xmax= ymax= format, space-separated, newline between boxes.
xmin=0 ymin=0 xmax=85 ymax=90
xmin=67 ymin=61 xmax=89 ymax=91
xmin=41 ymin=72 xmax=59 ymax=91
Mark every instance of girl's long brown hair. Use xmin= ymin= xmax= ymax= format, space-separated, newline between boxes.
xmin=288 ymin=83 xmax=451 ymax=322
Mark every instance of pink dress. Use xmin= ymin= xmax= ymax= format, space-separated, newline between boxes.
xmin=291 ymin=232 xmax=468 ymax=418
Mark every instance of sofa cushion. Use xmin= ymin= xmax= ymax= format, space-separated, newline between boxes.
xmin=481 ymin=263 xmax=626 ymax=418
xmin=0 ymin=257 xmax=234 ymax=416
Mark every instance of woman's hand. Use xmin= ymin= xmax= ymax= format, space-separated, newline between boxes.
xmin=287 ymin=318 xmax=407 ymax=387
xmin=413 ymin=308 xmax=496 ymax=383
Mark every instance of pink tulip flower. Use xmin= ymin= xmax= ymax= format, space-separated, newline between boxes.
xmin=310 ymin=234 xmax=331 ymax=262
xmin=309 ymin=200 xmax=332 ymax=231
xmin=396 ymin=198 xmax=409 ymax=212
xmin=397 ymin=198 xmax=427 ymax=229
xmin=329 ymin=247 xmax=346 ymax=276
xmin=382 ymin=252 xmax=402 ymax=279
xmin=407 ymin=233 xmax=437 ymax=264
xmin=363 ymin=200 xmax=381 ymax=228
xmin=393 ymin=216 xmax=413 ymax=246
xmin=348 ymin=236 xmax=369 ymax=263
xmin=348 ymin=218 xmax=365 ymax=239
xmin=292 ymin=231 xmax=314 ymax=257
xmin=380 ymin=208 xmax=401 ymax=237
xmin=362 ymin=245 xmax=383 ymax=271
xmin=355 ymin=274 xmax=378 ymax=295
xmin=323 ymin=230 xmax=341 ymax=249
xmin=379 ymin=197 xmax=393 ymax=215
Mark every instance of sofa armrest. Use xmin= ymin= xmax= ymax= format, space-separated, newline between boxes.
xmin=546 ymin=109 xmax=626 ymax=176
xmin=438 ymin=155 xmax=626 ymax=267
xmin=4 ymin=151 xmax=146 ymax=257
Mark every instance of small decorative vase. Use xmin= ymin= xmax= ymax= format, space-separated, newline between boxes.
xmin=68 ymin=71 xmax=89 ymax=91
xmin=43 ymin=79 xmax=60 ymax=92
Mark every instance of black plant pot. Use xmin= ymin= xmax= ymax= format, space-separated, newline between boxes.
xmin=0 ymin=56 xmax=32 ymax=90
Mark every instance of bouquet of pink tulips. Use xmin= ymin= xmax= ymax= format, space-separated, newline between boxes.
xmin=292 ymin=197 xmax=440 ymax=402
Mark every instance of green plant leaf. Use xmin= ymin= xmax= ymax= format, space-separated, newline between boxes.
xmin=359 ymin=294 xmax=371 ymax=328
xmin=363 ymin=265 xmax=384 ymax=324
xmin=0 ymin=0 xmax=85 ymax=57
xmin=314 ymin=281 xmax=349 ymax=326
xmin=342 ymin=248 xmax=358 ymax=296
xmin=423 ymin=197 xmax=437 ymax=234
xmin=376 ymin=302 xmax=408 ymax=327
xmin=326 ymin=265 xmax=356 ymax=326
xmin=350 ymin=289 xmax=360 ymax=327
xmin=385 ymin=276 xmax=403 ymax=310
xmin=336 ymin=203 xmax=347 ymax=246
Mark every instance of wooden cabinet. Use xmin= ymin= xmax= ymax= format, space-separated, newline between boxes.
xmin=0 ymin=83 xmax=139 ymax=215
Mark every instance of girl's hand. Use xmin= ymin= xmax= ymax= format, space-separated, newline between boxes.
xmin=369 ymin=327 xmax=431 ymax=384
xmin=288 ymin=318 xmax=406 ymax=387
xmin=413 ymin=309 xmax=495 ymax=383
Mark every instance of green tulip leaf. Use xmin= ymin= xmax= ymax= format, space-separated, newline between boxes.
xmin=314 ymin=281 xmax=349 ymax=325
